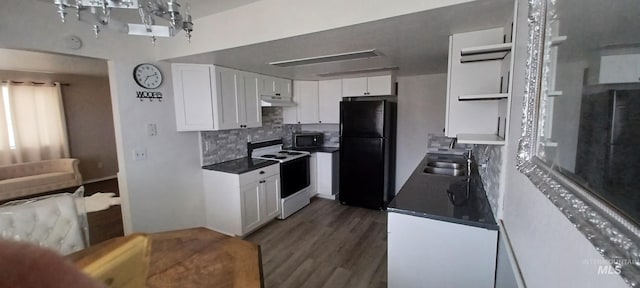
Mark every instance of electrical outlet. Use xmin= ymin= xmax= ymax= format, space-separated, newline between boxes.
xmin=133 ymin=148 xmax=147 ymax=161
xmin=147 ymin=123 xmax=157 ymax=136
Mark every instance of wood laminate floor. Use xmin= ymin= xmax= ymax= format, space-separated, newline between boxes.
xmin=246 ymin=197 xmax=388 ymax=288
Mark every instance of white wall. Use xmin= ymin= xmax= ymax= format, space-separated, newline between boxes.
xmin=108 ymin=61 xmax=205 ymax=233
xmin=395 ymin=74 xmax=447 ymax=193
xmin=155 ymin=0 xmax=473 ymax=60
xmin=500 ymin=1 xmax=628 ymax=287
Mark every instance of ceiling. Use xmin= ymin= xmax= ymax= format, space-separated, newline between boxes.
xmin=187 ymin=0 xmax=264 ymax=19
xmin=167 ymin=0 xmax=514 ymax=80
xmin=556 ymin=0 xmax=640 ymax=62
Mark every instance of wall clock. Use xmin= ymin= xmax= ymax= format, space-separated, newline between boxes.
xmin=133 ymin=63 xmax=163 ymax=89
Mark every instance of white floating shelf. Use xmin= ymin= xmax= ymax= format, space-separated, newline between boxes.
xmin=458 ymin=93 xmax=509 ymax=101
xmin=457 ymin=134 xmax=505 ymax=145
xmin=550 ymin=36 xmax=567 ymax=46
xmin=460 ymin=43 xmax=513 ymax=63
xmin=547 ymin=90 xmax=563 ymax=97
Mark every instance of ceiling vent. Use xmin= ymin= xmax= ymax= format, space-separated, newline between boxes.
xmin=316 ymin=66 xmax=399 ymax=77
xmin=269 ymin=49 xmax=380 ymax=67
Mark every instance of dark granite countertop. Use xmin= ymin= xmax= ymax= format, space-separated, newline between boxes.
xmin=202 ymin=158 xmax=279 ymax=174
xmin=388 ymin=153 xmax=498 ymax=230
xmin=284 ymin=146 xmax=340 ymax=153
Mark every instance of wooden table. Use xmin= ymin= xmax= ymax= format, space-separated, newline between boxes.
xmin=71 ymin=227 xmax=264 ymax=288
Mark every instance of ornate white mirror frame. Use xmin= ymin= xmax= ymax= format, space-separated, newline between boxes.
xmin=518 ymin=0 xmax=640 ymax=285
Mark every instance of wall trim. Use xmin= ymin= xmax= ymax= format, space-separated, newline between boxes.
xmin=83 ymin=175 xmax=118 ymax=184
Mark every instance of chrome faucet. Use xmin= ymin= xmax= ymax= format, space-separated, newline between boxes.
xmin=464 ymin=149 xmax=473 ymax=177
xmin=449 ymin=137 xmax=457 ymax=149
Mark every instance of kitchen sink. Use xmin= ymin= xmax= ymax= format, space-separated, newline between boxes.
xmin=423 ymin=166 xmax=467 ymax=177
xmin=427 ymin=161 xmax=464 ymax=169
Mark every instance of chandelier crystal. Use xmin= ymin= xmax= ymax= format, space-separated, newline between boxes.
xmin=53 ymin=0 xmax=194 ymax=44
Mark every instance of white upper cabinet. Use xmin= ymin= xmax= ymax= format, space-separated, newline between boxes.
xmin=172 ymin=64 xmax=215 ymax=131
xmin=342 ymin=75 xmax=394 ymax=97
xmin=295 ymin=81 xmax=320 ymax=124
xmin=172 ymin=64 xmax=263 ymax=131
xmin=599 ymin=54 xmax=640 ymax=84
xmin=261 ymin=76 xmax=292 ymax=98
xmin=318 ymin=79 xmax=342 ymax=124
xmin=286 ymin=80 xmax=342 ymax=124
xmin=214 ymin=66 xmax=243 ymax=130
xmin=445 ymin=26 xmax=513 ymax=145
xmin=342 ymin=77 xmax=368 ymax=97
xmin=367 ymin=75 xmax=394 ymax=96
xmin=243 ymin=72 xmax=263 ymax=128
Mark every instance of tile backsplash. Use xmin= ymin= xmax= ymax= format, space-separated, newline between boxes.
xmin=201 ymin=108 xmax=339 ymax=166
xmin=201 ymin=107 xmax=293 ymax=165
xmin=473 ymin=144 xmax=502 ymax=219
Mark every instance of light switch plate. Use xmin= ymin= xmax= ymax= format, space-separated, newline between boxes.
xmin=147 ymin=124 xmax=157 ymax=136
xmin=133 ymin=148 xmax=147 ymax=161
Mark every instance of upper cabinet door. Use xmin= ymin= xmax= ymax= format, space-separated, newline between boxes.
xmin=599 ymin=54 xmax=640 ymax=84
xmin=295 ymin=80 xmax=319 ymax=124
xmin=275 ymin=78 xmax=292 ymax=98
xmin=243 ymin=72 xmax=262 ymax=128
xmin=367 ymin=75 xmax=393 ymax=96
xmin=318 ymin=79 xmax=342 ymax=124
xmin=214 ymin=67 xmax=242 ymax=130
xmin=172 ymin=64 xmax=215 ymax=131
xmin=342 ymin=77 xmax=368 ymax=97
xmin=260 ymin=76 xmax=276 ymax=96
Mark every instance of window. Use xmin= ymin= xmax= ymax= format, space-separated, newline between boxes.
xmin=1 ymin=85 xmax=17 ymax=149
xmin=0 ymin=83 xmax=69 ymax=165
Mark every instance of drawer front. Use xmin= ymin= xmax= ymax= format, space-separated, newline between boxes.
xmin=239 ymin=163 xmax=280 ymax=186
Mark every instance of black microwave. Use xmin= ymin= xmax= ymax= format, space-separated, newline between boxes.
xmin=293 ymin=132 xmax=323 ymax=148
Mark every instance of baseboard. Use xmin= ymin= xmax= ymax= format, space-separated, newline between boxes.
xmin=83 ymin=175 xmax=118 ymax=185
xmin=314 ymin=194 xmax=336 ymax=200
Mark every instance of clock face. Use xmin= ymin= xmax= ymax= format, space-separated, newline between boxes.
xmin=133 ymin=64 xmax=163 ymax=89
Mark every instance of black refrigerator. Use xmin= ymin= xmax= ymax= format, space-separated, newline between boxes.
xmin=339 ymin=100 xmax=396 ymax=210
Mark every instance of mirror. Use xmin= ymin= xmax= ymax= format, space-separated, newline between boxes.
xmin=521 ymin=0 xmax=640 ymax=285
xmin=535 ymin=0 xmax=640 ymax=225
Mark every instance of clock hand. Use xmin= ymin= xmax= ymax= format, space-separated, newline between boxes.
xmin=144 ymin=73 xmax=158 ymax=85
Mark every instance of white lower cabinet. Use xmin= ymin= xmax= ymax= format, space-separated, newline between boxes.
xmin=388 ymin=212 xmax=498 ymax=288
xmin=309 ymin=153 xmax=318 ymax=197
xmin=203 ymin=164 xmax=280 ymax=237
xmin=315 ymin=152 xmax=339 ymax=200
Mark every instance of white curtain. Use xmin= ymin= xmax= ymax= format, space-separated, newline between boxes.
xmin=0 ymin=83 xmax=70 ymax=165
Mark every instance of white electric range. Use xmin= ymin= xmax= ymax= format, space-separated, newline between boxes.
xmin=249 ymin=139 xmax=311 ymax=219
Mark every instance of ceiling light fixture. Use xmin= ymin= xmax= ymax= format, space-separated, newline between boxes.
xmin=316 ymin=66 xmax=399 ymax=77
xmin=53 ymin=0 xmax=194 ymax=45
xmin=269 ymin=49 xmax=380 ymax=67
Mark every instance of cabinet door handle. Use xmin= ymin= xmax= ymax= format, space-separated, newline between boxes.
xmin=319 ymin=120 xmax=322 ymax=123
xmin=259 ymin=171 xmax=265 ymax=174
xmin=275 ymin=93 xmax=281 ymax=96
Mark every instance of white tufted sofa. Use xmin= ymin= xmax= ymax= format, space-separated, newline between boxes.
xmin=0 ymin=159 xmax=82 ymax=202
xmin=0 ymin=189 xmax=89 ymax=255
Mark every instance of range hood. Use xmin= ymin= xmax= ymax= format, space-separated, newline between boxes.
xmin=261 ymin=95 xmax=296 ymax=107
